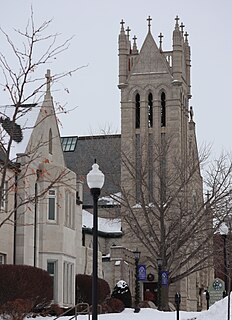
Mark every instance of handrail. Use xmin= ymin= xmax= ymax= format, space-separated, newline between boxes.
xmin=53 ymin=302 xmax=90 ymax=320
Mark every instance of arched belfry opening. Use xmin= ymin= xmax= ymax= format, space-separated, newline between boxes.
xmin=161 ymin=92 xmax=166 ymax=127
xmin=135 ymin=93 xmax=140 ymax=129
xmin=148 ymin=93 xmax=153 ymax=128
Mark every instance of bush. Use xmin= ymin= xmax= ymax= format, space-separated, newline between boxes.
xmin=102 ymin=297 xmax=125 ymax=313
xmin=0 ymin=265 xmax=53 ymax=318
xmin=76 ymin=274 xmax=110 ymax=305
xmin=0 ymin=299 xmax=34 ymax=320
xmin=111 ymin=280 xmax=132 ymax=308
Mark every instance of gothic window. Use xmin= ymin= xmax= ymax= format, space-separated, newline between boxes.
xmin=161 ymin=92 xmax=166 ymax=127
xmin=148 ymin=93 xmax=153 ymax=128
xmin=135 ymin=93 xmax=140 ymax=129
xmin=49 ymin=129 xmax=52 ymax=154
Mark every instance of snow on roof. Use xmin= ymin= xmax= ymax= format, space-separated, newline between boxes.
xmin=99 ymin=192 xmax=121 ymax=205
xmin=82 ymin=209 xmax=121 ymax=234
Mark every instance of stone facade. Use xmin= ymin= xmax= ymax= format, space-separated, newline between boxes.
xmin=117 ymin=16 xmax=213 ymax=310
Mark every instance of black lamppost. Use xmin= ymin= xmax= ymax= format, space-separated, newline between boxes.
xmin=220 ymin=222 xmax=229 ymax=297
xmin=134 ymin=248 xmax=141 ymax=313
xmin=87 ymin=161 xmax=105 ymax=320
xmin=157 ymin=257 xmax=163 ymax=310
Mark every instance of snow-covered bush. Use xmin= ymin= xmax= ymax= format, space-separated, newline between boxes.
xmin=111 ymin=280 xmax=132 ymax=307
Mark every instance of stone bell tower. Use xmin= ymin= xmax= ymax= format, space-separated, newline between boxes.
xmin=117 ymin=16 xmax=209 ymax=311
xmin=119 ymin=15 xmax=192 ymax=205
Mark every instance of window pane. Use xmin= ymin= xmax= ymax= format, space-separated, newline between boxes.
xmin=48 ymin=198 xmax=55 ymax=220
xmin=47 ymin=262 xmax=55 ymax=275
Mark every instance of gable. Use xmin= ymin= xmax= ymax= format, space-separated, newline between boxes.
xmin=130 ymin=33 xmax=171 ymax=76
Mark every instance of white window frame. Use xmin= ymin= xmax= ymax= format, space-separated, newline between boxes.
xmin=48 ymin=189 xmax=57 ymax=221
xmin=0 ymin=254 xmax=6 ymax=264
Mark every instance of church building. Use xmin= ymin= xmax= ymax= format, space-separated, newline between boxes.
xmin=62 ymin=16 xmax=213 ymax=311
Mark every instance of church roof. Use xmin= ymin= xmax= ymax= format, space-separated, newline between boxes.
xmin=61 ymin=134 xmax=121 ymax=206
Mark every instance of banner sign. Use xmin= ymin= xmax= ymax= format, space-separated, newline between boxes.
xmin=138 ymin=264 xmax=146 ymax=281
xmin=161 ymin=271 xmax=169 ymax=286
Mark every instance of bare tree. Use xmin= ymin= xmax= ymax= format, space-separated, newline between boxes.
xmin=0 ymin=8 xmax=83 ymax=229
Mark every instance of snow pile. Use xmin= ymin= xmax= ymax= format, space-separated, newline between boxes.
xmin=32 ymin=294 xmax=232 ymax=320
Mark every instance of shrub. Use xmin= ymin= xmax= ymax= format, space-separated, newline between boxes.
xmin=0 ymin=265 xmax=53 ymax=317
xmin=0 ymin=299 xmax=34 ymax=320
xmin=76 ymin=274 xmax=110 ymax=305
xmin=111 ymin=280 xmax=132 ymax=307
xmin=102 ymin=297 xmax=125 ymax=313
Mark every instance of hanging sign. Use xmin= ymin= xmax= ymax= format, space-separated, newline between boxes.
xmin=138 ymin=264 xmax=146 ymax=281
xmin=161 ymin=271 xmax=169 ymax=286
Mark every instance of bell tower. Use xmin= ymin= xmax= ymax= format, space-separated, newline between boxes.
xmin=119 ymin=15 xmax=192 ymax=207
xmin=118 ymin=16 xmax=208 ymax=310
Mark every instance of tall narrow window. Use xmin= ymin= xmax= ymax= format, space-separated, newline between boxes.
xmin=47 ymin=260 xmax=57 ymax=301
xmin=148 ymin=93 xmax=153 ymax=128
xmin=48 ymin=189 xmax=56 ymax=221
xmin=49 ymin=129 xmax=52 ymax=154
xmin=1 ymin=181 xmax=8 ymax=210
xmin=135 ymin=93 xmax=140 ymax=129
xmin=161 ymin=92 xmax=166 ymax=127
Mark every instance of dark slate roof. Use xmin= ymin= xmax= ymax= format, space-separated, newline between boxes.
xmin=61 ymin=134 xmax=121 ymax=206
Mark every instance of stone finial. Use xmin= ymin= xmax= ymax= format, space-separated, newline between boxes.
xmin=180 ymin=22 xmax=185 ymax=35
xmin=147 ymin=16 xmax=152 ymax=32
xmin=184 ymin=31 xmax=189 ymax=43
xmin=132 ymin=35 xmax=138 ymax=54
xmin=158 ymin=32 xmax=163 ymax=51
xmin=175 ymin=15 xmax=180 ymax=28
xmin=45 ymin=69 xmax=52 ymax=93
xmin=120 ymin=19 xmax=125 ymax=32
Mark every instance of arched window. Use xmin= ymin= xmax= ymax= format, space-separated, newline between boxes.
xmin=161 ymin=92 xmax=166 ymax=127
xmin=135 ymin=93 xmax=140 ymax=128
xmin=49 ymin=128 xmax=52 ymax=154
xmin=148 ymin=93 xmax=153 ymax=128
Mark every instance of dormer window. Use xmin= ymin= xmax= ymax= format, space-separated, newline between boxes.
xmin=135 ymin=93 xmax=140 ymax=129
xmin=161 ymin=92 xmax=166 ymax=127
xmin=49 ymin=129 xmax=52 ymax=154
xmin=148 ymin=93 xmax=153 ymax=128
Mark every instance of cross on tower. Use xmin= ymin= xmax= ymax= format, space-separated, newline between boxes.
xmin=147 ymin=16 xmax=152 ymax=32
xmin=133 ymin=35 xmax=137 ymax=43
xmin=45 ymin=69 xmax=52 ymax=92
xmin=158 ymin=32 xmax=163 ymax=50
xmin=120 ymin=19 xmax=125 ymax=30
xmin=184 ymin=31 xmax=189 ymax=42
xmin=175 ymin=15 xmax=180 ymax=27
xmin=126 ymin=26 xmax=131 ymax=36
xmin=180 ymin=22 xmax=185 ymax=34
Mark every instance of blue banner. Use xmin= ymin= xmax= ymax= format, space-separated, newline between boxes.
xmin=138 ymin=264 xmax=146 ymax=281
xmin=161 ymin=271 xmax=169 ymax=286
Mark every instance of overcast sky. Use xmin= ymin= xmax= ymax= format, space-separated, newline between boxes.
xmin=1 ymin=0 xmax=231 ymax=158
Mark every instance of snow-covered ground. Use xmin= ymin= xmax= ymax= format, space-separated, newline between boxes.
xmin=33 ymin=295 xmax=231 ymax=320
